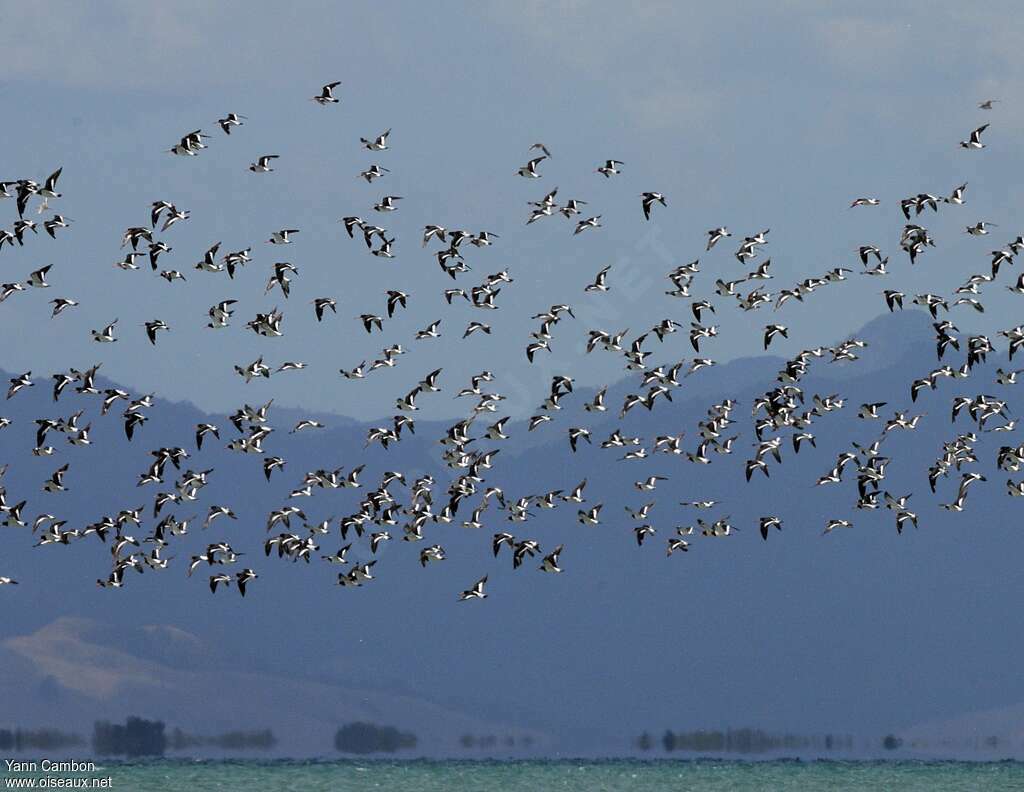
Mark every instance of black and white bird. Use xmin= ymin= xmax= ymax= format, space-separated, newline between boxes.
xmin=312 ymin=297 xmax=337 ymax=322
xmin=43 ymin=214 xmax=71 ymax=237
xmin=91 ymin=319 xmax=118 ymax=343
xmin=43 ymin=463 xmax=69 ymax=493
xmin=374 ymin=195 xmax=403 ymax=212
xmin=640 ymin=192 xmax=666 ymax=220
xmin=144 ymin=319 xmax=169 ymax=345
xmin=585 ymin=266 xmax=611 ymax=293
xmin=312 ymin=81 xmax=342 ymax=105
xmin=268 ymin=228 xmax=299 ymax=244
xmin=210 ymin=574 xmax=233 ymax=593
xmin=945 ymin=183 xmax=968 ymax=205
xmin=458 ymin=576 xmax=488 ymax=601
xmin=236 ymin=568 xmax=258 ymax=596
xmin=574 ymin=216 xmax=602 ymax=235
xmin=49 ymin=298 xmax=78 ymax=318
xmin=35 ymin=168 xmax=62 ymax=211
xmin=764 ymin=324 xmax=788 ymax=349
xmin=517 ymin=156 xmax=547 ymax=178
xmin=7 ymin=372 xmax=33 ymax=400
xmin=707 ymin=227 xmax=731 ymax=249
xmin=539 ymin=545 xmax=563 ymax=573
xmin=966 ymin=221 xmax=997 ymax=236
xmin=360 ymin=129 xmax=391 ymax=151
xmin=822 ymin=519 xmax=853 ymax=535
xmin=960 ymin=124 xmax=989 ymax=149
xmin=249 ymin=155 xmax=280 ymax=173
xmin=25 ymin=266 xmax=52 ymax=288
xmin=759 ymin=516 xmax=783 ymax=541
xmin=359 ymin=164 xmax=390 ymax=183
xmin=218 ymin=113 xmax=246 ymax=134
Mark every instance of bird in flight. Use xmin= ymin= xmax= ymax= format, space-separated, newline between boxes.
xmin=0 ymin=78 xmax=1013 ymax=610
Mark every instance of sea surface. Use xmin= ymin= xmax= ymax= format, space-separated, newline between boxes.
xmin=4 ymin=758 xmax=1024 ymax=791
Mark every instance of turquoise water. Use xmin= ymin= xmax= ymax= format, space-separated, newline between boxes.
xmin=4 ymin=759 xmax=1024 ymax=791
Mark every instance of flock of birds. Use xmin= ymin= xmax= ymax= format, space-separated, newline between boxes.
xmin=0 ymin=86 xmax=1020 ymax=602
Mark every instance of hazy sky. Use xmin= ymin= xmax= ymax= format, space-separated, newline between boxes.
xmin=2 ymin=1 xmax=1023 ymax=419
xmin=4 ymin=3 xmax=1024 ymax=752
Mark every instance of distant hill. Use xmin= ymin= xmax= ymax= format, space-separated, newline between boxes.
xmin=0 ymin=617 xmax=545 ymax=756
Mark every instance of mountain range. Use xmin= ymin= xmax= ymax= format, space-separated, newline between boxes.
xmin=1 ymin=308 xmax=1023 ymax=756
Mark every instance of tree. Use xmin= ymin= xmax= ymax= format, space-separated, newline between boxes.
xmin=334 ymin=722 xmax=417 ymax=754
xmin=92 ymin=717 xmax=166 ymax=757
xmin=662 ymin=729 xmax=677 ymax=752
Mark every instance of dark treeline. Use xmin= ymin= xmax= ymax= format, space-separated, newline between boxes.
xmin=93 ymin=718 xmax=278 ymax=756
xmin=93 ymin=717 xmax=166 ymax=757
xmin=459 ymin=734 xmax=535 ymax=750
xmin=334 ymin=722 xmax=417 ymax=754
xmin=168 ymin=727 xmax=277 ymax=751
xmin=635 ymin=728 xmax=854 ymax=753
xmin=0 ymin=728 xmax=83 ymax=752
xmin=641 ymin=730 xmax=1024 ymax=754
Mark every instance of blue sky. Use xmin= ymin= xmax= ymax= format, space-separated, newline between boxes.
xmin=1 ymin=1 xmax=1022 ymax=419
